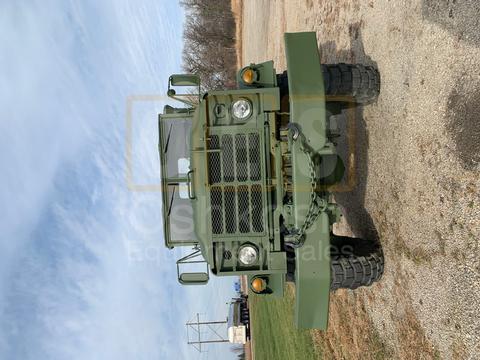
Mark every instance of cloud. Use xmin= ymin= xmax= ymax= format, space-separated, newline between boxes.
xmin=0 ymin=1 xmax=235 ymax=359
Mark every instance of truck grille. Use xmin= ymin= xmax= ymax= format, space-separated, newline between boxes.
xmin=208 ymin=133 xmax=264 ymax=235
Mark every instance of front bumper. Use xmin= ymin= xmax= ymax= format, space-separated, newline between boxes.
xmin=285 ymin=31 xmax=331 ymax=330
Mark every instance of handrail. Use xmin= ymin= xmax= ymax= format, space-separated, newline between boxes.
xmin=187 ymin=170 xmax=195 ymax=199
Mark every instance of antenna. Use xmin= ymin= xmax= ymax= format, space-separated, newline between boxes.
xmin=186 ymin=313 xmax=229 ymax=353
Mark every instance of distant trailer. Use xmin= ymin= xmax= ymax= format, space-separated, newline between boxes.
xmin=227 ymin=297 xmax=250 ymax=344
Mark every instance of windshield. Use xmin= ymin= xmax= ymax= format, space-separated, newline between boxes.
xmin=165 ymin=184 xmax=196 ymax=242
xmin=162 ymin=118 xmax=192 ymax=178
xmin=159 ymin=115 xmax=197 ymax=247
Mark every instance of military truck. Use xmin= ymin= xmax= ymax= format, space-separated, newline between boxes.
xmin=227 ymin=296 xmax=250 ymax=344
xmin=158 ymin=32 xmax=383 ymax=329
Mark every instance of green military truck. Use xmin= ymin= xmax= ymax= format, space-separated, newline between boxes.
xmin=158 ymin=32 xmax=383 ymax=329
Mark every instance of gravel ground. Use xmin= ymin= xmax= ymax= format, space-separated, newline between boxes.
xmin=239 ymin=0 xmax=480 ymax=358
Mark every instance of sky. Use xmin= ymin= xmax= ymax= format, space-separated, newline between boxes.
xmin=0 ymin=1 xmax=236 ymax=359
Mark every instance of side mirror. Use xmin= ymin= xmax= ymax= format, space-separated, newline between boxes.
xmin=170 ymin=74 xmax=200 ymax=87
xmin=179 ymin=272 xmax=209 ymax=285
xmin=176 ymin=249 xmax=209 ymax=285
xmin=167 ymin=74 xmax=201 ymax=107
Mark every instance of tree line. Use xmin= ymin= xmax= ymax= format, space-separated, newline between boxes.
xmin=180 ymin=0 xmax=238 ymax=90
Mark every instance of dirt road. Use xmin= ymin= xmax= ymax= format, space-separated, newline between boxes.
xmin=238 ymin=1 xmax=480 ymax=358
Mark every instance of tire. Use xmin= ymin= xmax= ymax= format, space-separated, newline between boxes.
xmin=284 ymin=235 xmax=384 ymax=290
xmin=276 ymin=63 xmax=380 ymax=104
xmin=330 ymin=235 xmax=384 ymax=290
xmin=322 ymin=64 xmax=380 ymax=104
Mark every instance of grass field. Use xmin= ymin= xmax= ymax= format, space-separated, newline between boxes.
xmin=249 ymin=286 xmax=319 ymax=360
xmin=250 ymin=284 xmax=396 ymax=360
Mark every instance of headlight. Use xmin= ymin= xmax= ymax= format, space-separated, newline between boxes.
xmin=238 ymin=245 xmax=258 ymax=265
xmin=232 ymin=99 xmax=252 ymax=120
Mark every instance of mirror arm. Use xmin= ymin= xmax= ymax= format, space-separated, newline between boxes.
xmin=176 ymin=249 xmax=209 ymax=285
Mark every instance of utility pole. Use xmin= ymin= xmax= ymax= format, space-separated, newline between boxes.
xmin=186 ymin=313 xmax=229 ymax=353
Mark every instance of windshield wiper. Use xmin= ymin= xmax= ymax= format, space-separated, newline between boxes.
xmin=164 ymin=124 xmax=173 ymax=154
xmin=167 ymin=186 xmax=176 ymax=216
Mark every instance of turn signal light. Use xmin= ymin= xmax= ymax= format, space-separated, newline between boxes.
xmin=242 ymin=68 xmax=255 ymax=84
xmin=251 ymin=277 xmax=267 ymax=293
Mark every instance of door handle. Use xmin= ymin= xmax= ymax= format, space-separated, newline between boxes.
xmin=187 ymin=170 xmax=196 ymax=199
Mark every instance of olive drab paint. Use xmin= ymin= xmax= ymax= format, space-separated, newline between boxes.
xmin=158 ymin=32 xmax=380 ymax=329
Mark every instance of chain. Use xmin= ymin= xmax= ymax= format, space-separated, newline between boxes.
xmin=285 ymin=140 xmax=325 ymax=248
